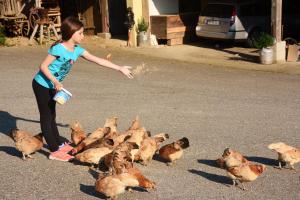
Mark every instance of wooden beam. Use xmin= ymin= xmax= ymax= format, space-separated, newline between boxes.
xmin=99 ymin=0 xmax=109 ymax=33
xmin=271 ymin=0 xmax=282 ymax=42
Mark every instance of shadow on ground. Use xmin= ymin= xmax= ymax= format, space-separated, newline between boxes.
xmin=152 ymin=154 xmax=167 ymax=164
xmin=0 ymin=110 xmax=69 ymax=136
xmin=224 ymin=49 xmax=259 ymax=62
xmin=0 ymin=146 xmax=22 ymax=158
xmin=0 ymin=145 xmax=49 ymax=159
xmin=198 ymin=157 xmax=279 ymax=168
xmin=198 ymin=159 xmax=219 ymax=168
xmin=246 ymin=156 xmax=279 ymax=167
xmin=188 ymin=40 xmax=259 ymax=63
xmin=189 ymin=169 xmax=232 ymax=185
xmin=80 ymin=184 xmax=107 ymax=199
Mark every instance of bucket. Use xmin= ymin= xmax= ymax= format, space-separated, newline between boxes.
xmin=53 ymin=88 xmax=72 ymax=105
xmin=260 ymin=47 xmax=273 ymax=64
xmin=137 ymin=31 xmax=148 ymax=46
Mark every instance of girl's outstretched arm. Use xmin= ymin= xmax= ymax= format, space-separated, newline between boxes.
xmin=82 ymin=51 xmax=133 ymax=79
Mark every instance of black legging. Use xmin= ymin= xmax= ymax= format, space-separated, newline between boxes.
xmin=32 ymin=79 xmax=61 ymax=152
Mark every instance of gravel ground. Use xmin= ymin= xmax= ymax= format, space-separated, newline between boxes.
xmin=0 ymin=44 xmax=299 ymax=200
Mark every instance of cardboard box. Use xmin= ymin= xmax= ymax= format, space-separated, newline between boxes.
xmin=286 ymin=44 xmax=300 ymax=62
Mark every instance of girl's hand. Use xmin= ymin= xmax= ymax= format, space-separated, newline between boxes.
xmin=120 ymin=66 xmax=133 ymax=79
xmin=54 ymin=81 xmax=63 ymax=91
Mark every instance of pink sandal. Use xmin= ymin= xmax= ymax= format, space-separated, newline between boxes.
xmin=49 ymin=149 xmax=74 ymax=162
xmin=59 ymin=142 xmax=74 ymax=153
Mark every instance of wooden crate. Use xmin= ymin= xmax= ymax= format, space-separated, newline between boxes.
xmin=150 ymin=12 xmax=198 ymax=45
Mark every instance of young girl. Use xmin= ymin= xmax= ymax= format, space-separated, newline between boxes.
xmin=32 ymin=17 xmax=133 ymax=162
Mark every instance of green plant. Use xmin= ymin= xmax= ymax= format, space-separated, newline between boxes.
xmin=136 ymin=18 xmax=148 ymax=33
xmin=0 ymin=25 xmax=6 ymax=46
xmin=253 ymin=32 xmax=275 ymax=49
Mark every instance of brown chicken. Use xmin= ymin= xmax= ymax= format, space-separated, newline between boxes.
xmin=95 ymin=173 xmax=139 ymax=200
xmin=128 ymin=115 xmax=141 ymax=130
xmin=226 ymin=163 xmax=266 ymax=190
xmin=126 ymin=129 xmax=150 ymax=161
xmin=126 ymin=129 xmax=149 ymax=146
xmin=71 ymin=127 xmax=110 ymax=154
xmin=70 ymin=121 xmax=87 ymax=145
xmin=10 ymin=129 xmax=43 ymax=160
xmin=268 ymin=142 xmax=300 ymax=169
xmin=134 ymin=133 xmax=169 ymax=165
xmin=107 ymin=142 xmax=139 ymax=174
xmin=10 ymin=129 xmax=32 ymax=139
xmin=110 ymin=132 xmax=132 ymax=147
xmin=103 ymin=157 xmax=156 ymax=190
xmin=84 ymin=138 xmax=114 ymax=150
xmin=104 ymin=116 xmax=118 ymax=133
xmin=216 ymin=148 xmax=249 ymax=169
xmin=126 ymin=166 xmax=156 ymax=189
xmin=158 ymin=137 xmax=189 ymax=165
xmin=75 ymin=146 xmax=113 ymax=167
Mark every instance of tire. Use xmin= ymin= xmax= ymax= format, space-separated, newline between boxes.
xmin=283 ymin=37 xmax=298 ymax=45
xmin=247 ymin=28 xmax=262 ymax=48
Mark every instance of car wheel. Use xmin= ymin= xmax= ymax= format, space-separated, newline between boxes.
xmin=247 ymin=28 xmax=262 ymax=48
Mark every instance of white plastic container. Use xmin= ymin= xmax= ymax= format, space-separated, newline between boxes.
xmin=53 ymin=88 xmax=72 ymax=105
xmin=260 ymin=47 xmax=274 ymax=65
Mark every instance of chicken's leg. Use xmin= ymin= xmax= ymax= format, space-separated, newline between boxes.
xmin=240 ymin=182 xmax=246 ymax=190
xmin=235 ymin=180 xmax=246 ymax=190
xmin=232 ymin=179 xmax=237 ymax=186
xmin=110 ymin=195 xmax=118 ymax=200
xmin=167 ymin=160 xmax=176 ymax=166
xmin=278 ymin=161 xmax=282 ymax=169
xmin=127 ymin=188 xmax=134 ymax=193
xmin=289 ymin=163 xmax=295 ymax=170
xmin=22 ymin=153 xmax=27 ymax=160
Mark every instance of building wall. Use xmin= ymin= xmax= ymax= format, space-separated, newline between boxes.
xmin=149 ymin=0 xmax=179 ymax=15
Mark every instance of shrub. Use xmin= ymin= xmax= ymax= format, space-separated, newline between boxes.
xmin=137 ymin=18 xmax=148 ymax=33
xmin=0 ymin=25 xmax=6 ymax=46
xmin=253 ymin=32 xmax=275 ymax=49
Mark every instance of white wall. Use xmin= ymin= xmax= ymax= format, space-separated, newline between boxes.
xmin=149 ymin=0 xmax=179 ymax=15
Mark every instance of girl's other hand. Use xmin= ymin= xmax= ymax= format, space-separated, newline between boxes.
xmin=54 ymin=81 xmax=63 ymax=91
xmin=120 ymin=66 xmax=133 ymax=79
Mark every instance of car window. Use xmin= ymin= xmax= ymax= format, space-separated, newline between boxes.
xmin=202 ymin=4 xmax=233 ymax=18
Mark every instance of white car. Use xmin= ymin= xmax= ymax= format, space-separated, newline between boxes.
xmin=195 ymin=0 xmax=270 ymax=47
